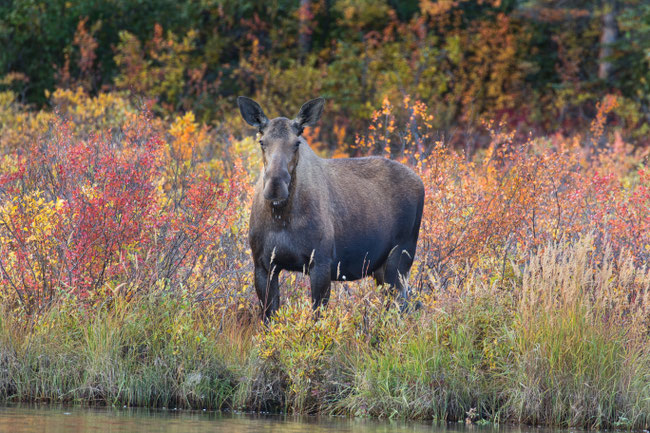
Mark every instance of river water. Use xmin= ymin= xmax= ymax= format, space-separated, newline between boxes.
xmin=0 ymin=406 xmax=564 ymax=433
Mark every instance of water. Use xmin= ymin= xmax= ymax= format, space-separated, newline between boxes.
xmin=0 ymin=406 xmax=564 ymax=433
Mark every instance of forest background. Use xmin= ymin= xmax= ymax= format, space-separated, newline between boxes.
xmin=2 ymin=0 xmax=649 ymax=146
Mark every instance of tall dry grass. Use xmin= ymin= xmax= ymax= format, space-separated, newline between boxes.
xmin=509 ymin=236 xmax=649 ymax=428
xmin=1 ymin=237 xmax=647 ymax=429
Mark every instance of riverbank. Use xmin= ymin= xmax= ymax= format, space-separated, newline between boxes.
xmin=1 ymin=239 xmax=648 ymax=430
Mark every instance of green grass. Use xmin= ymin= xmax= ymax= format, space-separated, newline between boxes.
xmin=0 ymin=241 xmax=648 ymax=429
xmin=339 ymin=294 xmax=510 ymax=421
xmin=0 ymin=294 xmax=242 ymax=410
xmin=506 ymin=304 xmax=649 ymax=429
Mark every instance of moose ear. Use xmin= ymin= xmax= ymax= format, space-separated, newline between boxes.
xmin=292 ymin=97 xmax=325 ymax=134
xmin=237 ymin=96 xmax=269 ymax=130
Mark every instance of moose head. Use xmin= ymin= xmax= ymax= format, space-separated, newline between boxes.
xmin=237 ymin=97 xmax=325 ymax=205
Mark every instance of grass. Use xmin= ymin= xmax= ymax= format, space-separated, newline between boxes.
xmin=0 ymin=293 xmax=243 ymax=409
xmin=340 ymin=294 xmax=510 ymax=421
xmin=0 ymin=238 xmax=648 ymax=429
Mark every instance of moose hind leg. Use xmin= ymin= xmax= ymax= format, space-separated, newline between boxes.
xmin=382 ymin=243 xmax=416 ymax=304
xmin=254 ymin=265 xmax=280 ymax=321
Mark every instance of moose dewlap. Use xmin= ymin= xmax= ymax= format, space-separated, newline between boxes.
xmin=238 ymin=97 xmax=425 ymax=320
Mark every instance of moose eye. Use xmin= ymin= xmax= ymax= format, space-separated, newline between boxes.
xmin=294 ymin=141 xmax=300 ymax=150
xmin=259 ymin=140 xmax=265 ymax=149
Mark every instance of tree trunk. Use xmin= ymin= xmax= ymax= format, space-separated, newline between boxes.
xmin=598 ymin=1 xmax=618 ymax=81
xmin=299 ymin=0 xmax=312 ymax=60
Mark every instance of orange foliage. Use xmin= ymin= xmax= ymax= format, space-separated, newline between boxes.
xmin=0 ymin=90 xmax=647 ymax=319
xmin=355 ymin=95 xmax=650 ymax=291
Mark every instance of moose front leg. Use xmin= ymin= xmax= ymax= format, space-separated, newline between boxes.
xmin=254 ymin=264 xmax=279 ymax=322
xmin=309 ymin=261 xmax=331 ymax=311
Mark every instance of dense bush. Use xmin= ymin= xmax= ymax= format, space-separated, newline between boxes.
xmin=0 ymin=89 xmax=250 ymax=315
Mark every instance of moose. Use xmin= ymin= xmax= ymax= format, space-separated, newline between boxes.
xmin=238 ymin=96 xmax=425 ymax=320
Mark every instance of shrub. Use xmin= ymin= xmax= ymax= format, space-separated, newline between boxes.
xmin=0 ymin=109 xmax=246 ymax=315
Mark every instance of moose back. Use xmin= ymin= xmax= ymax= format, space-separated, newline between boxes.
xmin=238 ymin=97 xmax=425 ymax=320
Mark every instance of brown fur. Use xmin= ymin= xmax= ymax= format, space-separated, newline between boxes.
xmin=238 ymin=97 xmax=424 ymax=320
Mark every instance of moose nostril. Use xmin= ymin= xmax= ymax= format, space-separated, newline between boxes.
xmin=263 ymin=176 xmax=289 ymax=198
